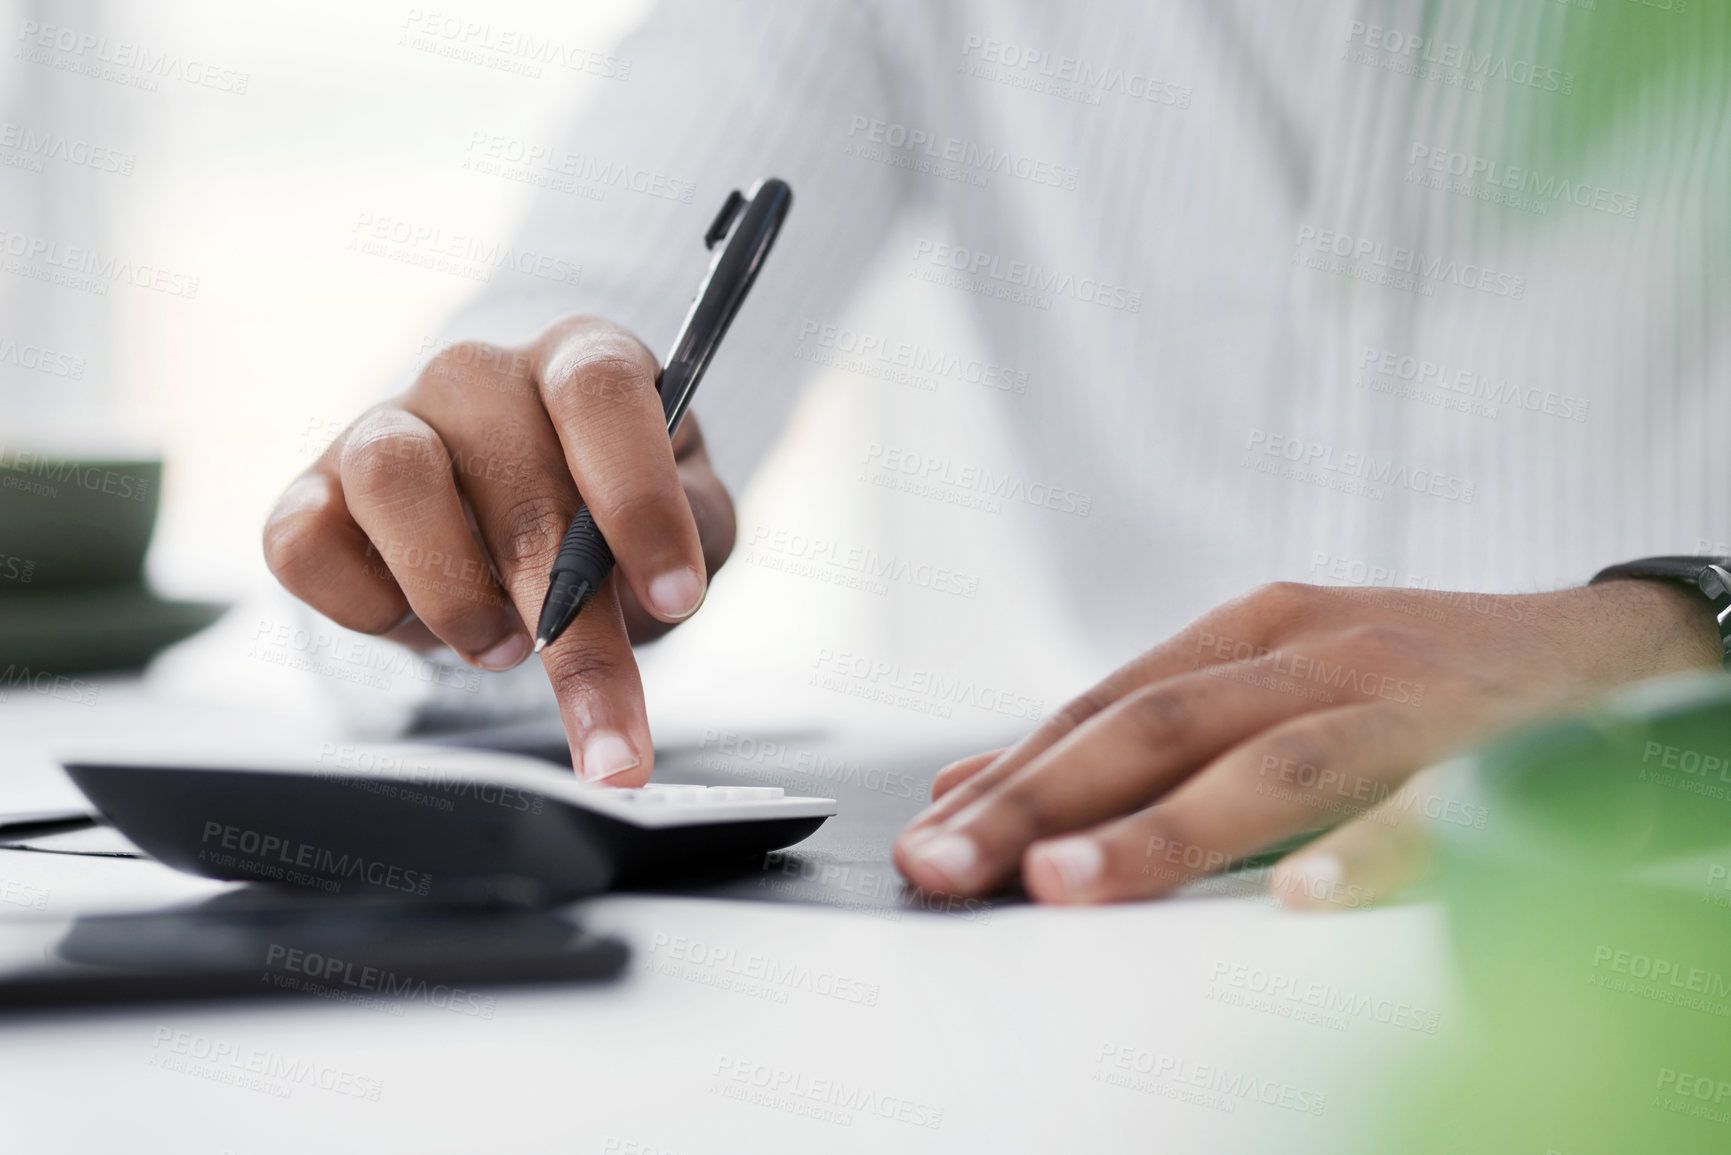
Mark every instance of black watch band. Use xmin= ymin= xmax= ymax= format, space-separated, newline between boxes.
xmin=1590 ymin=555 xmax=1731 ymax=670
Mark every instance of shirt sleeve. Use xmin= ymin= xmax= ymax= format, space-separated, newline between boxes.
xmin=438 ymin=0 xmax=917 ymax=494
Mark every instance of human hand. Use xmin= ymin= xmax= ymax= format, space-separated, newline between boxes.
xmin=892 ymin=580 xmax=1721 ymax=905
xmin=262 ymin=316 xmax=735 ymax=785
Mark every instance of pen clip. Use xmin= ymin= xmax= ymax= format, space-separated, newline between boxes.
xmin=703 ymin=189 xmax=748 ymax=250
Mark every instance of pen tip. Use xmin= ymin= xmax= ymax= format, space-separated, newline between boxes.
xmin=532 ymin=638 xmax=547 ymax=654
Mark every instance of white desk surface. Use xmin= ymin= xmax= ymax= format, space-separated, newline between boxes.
xmin=0 ymin=681 xmax=1455 ymax=1155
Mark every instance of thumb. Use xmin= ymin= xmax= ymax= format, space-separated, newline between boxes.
xmin=1268 ymin=769 xmax=1445 ymax=912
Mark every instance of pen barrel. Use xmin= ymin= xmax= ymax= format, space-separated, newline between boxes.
xmin=551 ymin=504 xmax=616 ymax=587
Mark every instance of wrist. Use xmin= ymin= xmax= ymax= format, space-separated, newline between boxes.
xmin=1573 ymin=579 xmax=1724 ymax=678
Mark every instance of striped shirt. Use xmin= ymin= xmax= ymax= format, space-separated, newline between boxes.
xmin=448 ymin=0 xmax=1731 ymax=670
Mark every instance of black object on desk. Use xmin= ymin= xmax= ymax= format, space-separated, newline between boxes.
xmin=61 ymin=745 xmax=834 ymax=906
xmin=0 ymin=890 xmax=628 ymax=1012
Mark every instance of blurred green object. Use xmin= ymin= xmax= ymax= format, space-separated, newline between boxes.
xmin=0 ymin=454 xmax=225 ymax=674
xmin=1380 ymin=673 xmax=1731 ymax=1154
xmin=1405 ymin=0 xmax=1731 ymax=175
xmin=1530 ymin=0 xmax=1730 ymax=174
xmin=1371 ymin=7 xmax=1731 ymax=1137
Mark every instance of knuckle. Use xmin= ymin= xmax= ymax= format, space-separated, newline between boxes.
xmin=1278 ymin=728 xmax=1337 ymax=780
xmin=989 ymin=778 xmax=1057 ymax=839
xmin=542 ymin=339 xmax=657 ymax=409
xmin=1116 ymin=685 xmax=1195 ymax=747
xmin=1253 ymin=709 xmax=1408 ymax=805
xmin=339 ymin=415 xmax=447 ymax=495
xmin=261 ymin=505 xmax=328 ymax=590
xmin=1255 ymin=726 xmax=1337 ymax=799
xmin=418 ymin=340 xmax=520 ymax=397
xmin=540 ymin=644 xmax=625 ymax=699
xmin=430 ymin=339 xmax=491 ymax=372
xmin=496 ymin=491 xmax=571 ymax=570
xmin=1250 ymin=580 xmax=1314 ymax=618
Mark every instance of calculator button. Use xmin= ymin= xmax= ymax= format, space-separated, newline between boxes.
xmin=703 ymin=787 xmax=786 ymax=802
xmin=634 ymin=785 xmax=709 ymax=805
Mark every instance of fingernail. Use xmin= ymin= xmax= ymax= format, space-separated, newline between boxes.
xmin=647 ymin=567 xmax=704 ymax=620
xmin=1031 ymin=837 xmax=1102 ymax=898
xmin=1272 ymin=853 xmax=1342 ymax=909
xmin=476 ymin=633 xmax=531 ymax=672
xmin=580 ymin=732 xmax=640 ymax=783
xmin=909 ymin=832 xmax=977 ymax=890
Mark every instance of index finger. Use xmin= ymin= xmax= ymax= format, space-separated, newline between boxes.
xmin=903 ymin=584 xmax=1301 ymax=834
xmin=895 ymin=665 xmax=1332 ymax=895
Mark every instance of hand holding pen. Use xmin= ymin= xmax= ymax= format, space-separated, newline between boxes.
xmin=263 ymin=179 xmax=792 ymax=785
xmin=535 ymin=178 xmax=794 ymax=653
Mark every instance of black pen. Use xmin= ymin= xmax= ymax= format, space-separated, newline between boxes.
xmin=533 ymin=177 xmax=794 ymax=654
